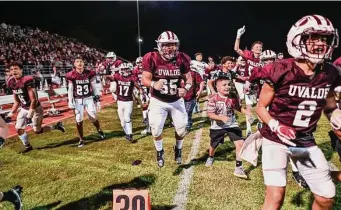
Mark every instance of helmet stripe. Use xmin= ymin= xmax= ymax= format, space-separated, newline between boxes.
xmin=311 ymin=15 xmax=322 ymax=25
xmin=166 ymin=31 xmax=171 ymax=40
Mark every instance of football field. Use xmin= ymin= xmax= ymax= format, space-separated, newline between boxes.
xmin=1 ymin=97 xmax=341 ymax=210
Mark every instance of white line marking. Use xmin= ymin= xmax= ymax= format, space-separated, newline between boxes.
xmin=172 ymin=101 xmax=207 ymax=210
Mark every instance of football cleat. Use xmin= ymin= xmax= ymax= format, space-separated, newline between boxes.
xmin=126 ymin=134 xmax=133 ymax=142
xmin=20 ymin=145 xmax=33 ymax=154
xmin=7 ymin=185 xmax=23 ymax=210
xmin=78 ymin=140 xmax=84 ymax=148
xmin=0 ymin=137 xmax=5 ymax=148
xmin=292 ymin=171 xmax=309 ymax=189
xmin=174 ymin=146 xmax=182 ymax=165
xmin=98 ymin=130 xmax=105 ymax=140
xmin=156 ymin=149 xmax=165 ymax=168
xmin=55 ymin=122 xmax=65 ymax=133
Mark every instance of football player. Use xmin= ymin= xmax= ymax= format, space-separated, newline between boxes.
xmin=234 ymin=26 xmax=264 ymax=137
xmin=7 ymin=62 xmax=65 ymax=153
xmin=0 ymin=185 xmax=23 ymax=210
xmin=250 ymin=50 xmax=310 ymax=189
xmin=255 ymin=15 xmax=340 ymax=210
xmin=183 ymin=66 xmax=204 ymax=133
xmin=66 ymin=57 xmax=105 ymax=147
xmin=107 ymin=63 xmax=143 ymax=142
xmin=105 ymin=52 xmax=123 ymax=101
xmin=206 ymin=71 xmax=251 ymax=179
xmin=232 ymin=56 xmax=255 ymax=137
xmin=133 ymin=57 xmax=151 ymax=135
xmin=142 ymin=31 xmax=193 ymax=167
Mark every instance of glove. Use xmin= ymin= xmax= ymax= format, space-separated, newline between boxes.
xmin=96 ymin=102 xmax=101 ymax=112
xmin=237 ymin=25 xmax=246 ymax=38
xmin=27 ymin=109 xmax=34 ymax=119
xmin=68 ymin=101 xmax=75 ymax=109
xmin=268 ymin=119 xmax=296 ymax=147
xmin=331 ymin=109 xmax=341 ymax=130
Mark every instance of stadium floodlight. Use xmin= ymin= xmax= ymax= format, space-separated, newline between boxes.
xmin=138 ymin=38 xmax=143 ymax=43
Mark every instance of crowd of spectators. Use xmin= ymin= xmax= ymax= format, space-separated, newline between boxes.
xmin=0 ymin=22 xmax=110 ymax=95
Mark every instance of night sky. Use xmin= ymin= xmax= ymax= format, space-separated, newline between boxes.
xmin=1 ymin=1 xmax=341 ymax=61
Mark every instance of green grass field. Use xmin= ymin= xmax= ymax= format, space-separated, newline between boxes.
xmin=1 ymin=97 xmax=341 ymax=210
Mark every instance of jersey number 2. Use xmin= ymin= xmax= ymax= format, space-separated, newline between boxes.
xmin=293 ymin=100 xmax=317 ymax=127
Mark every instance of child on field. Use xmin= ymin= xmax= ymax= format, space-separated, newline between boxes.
xmin=206 ymin=71 xmax=252 ymax=179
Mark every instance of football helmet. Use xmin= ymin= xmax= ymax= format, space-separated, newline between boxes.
xmin=106 ymin=52 xmax=117 ymax=61
xmin=136 ymin=57 xmax=143 ymax=64
xmin=156 ymin=31 xmax=180 ymax=60
xmin=237 ymin=56 xmax=246 ymax=66
xmin=119 ymin=63 xmax=133 ymax=77
xmin=260 ymin=50 xmax=277 ymax=61
xmin=287 ymin=14 xmax=339 ymax=64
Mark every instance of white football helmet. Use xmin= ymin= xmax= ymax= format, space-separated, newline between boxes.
xmin=287 ymin=14 xmax=339 ymax=64
xmin=119 ymin=63 xmax=133 ymax=77
xmin=155 ymin=31 xmax=180 ymax=60
xmin=136 ymin=57 xmax=143 ymax=65
xmin=106 ymin=52 xmax=117 ymax=61
xmin=260 ymin=50 xmax=277 ymax=61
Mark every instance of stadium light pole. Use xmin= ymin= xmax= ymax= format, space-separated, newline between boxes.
xmin=137 ymin=0 xmax=142 ymax=57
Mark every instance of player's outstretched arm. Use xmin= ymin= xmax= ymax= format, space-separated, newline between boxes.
xmin=234 ymin=26 xmax=246 ymax=57
xmin=255 ymin=83 xmax=275 ymax=124
xmin=324 ymin=90 xmax=341 ymax=130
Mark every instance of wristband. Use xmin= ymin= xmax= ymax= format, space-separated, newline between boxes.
xmin=268 ymin=119 xmax=279 ymax=133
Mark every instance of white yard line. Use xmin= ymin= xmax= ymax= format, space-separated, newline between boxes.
xmin=172 ymin=101 xmax=207 ymax=210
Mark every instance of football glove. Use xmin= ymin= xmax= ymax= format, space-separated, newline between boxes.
xmin=237 ymin=26 xmax=246 ymax=38
xmin=268 ymin=119 xmax=296 ymax=147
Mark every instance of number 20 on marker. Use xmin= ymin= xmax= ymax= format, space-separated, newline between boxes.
xmin=113 ymin=189 xmax=151 ymax=210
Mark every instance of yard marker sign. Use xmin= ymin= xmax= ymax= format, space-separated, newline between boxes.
xmin=113 ymin=189 xmax=151 ymax=210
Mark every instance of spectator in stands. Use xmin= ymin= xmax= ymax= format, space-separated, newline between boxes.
xmin=51 ymin=66 xmax=61 ymax=88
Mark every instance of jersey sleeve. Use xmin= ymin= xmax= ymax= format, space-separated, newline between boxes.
xmin=142 ymin=52 xmax=155 ymax=74
xmin=66 ymin=71 xmax=74 ymax=82
xmin=24 ymin=76 xmax=36 ymax=89
xmin=260 ymin=63 xmax=288 ymax=89
xmin=88 ymin=70 xmax=96 ymax=80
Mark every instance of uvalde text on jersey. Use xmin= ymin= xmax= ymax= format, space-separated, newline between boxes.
xmin=288 ymin=85 xmax=330 ymax=99
xmin=75 ymin=79 xmax=90 ymax=84
xmin=157 ymin=69 xmax=181 ymax=76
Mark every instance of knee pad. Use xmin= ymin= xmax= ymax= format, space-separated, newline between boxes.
xmin=151 ymin=126 xmax=163 ymax=138
xmin=310 ymin=179 xmax=335 ymax=199
xmin=175 ymin=124 xmax=187 ymax=138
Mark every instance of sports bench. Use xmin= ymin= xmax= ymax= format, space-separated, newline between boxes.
xmin=0 ymin=87 xmax=69 ymax=119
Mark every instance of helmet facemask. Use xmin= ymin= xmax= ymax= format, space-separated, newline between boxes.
xmin=294 ymin=29 xmax=339 ymax=64
xmin=157 ymin=42 xmax=179 ymax=60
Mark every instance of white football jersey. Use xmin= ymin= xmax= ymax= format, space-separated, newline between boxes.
xmin=190 ymin=60 xmax=208 ymax=78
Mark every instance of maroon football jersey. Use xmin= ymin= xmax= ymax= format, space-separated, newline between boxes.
xmin=235 ymin=65 xmax=249 ymax=83
xmin=66 ymin=69 xmax=96 ymax=99
xmin=242 ymin=50 xmax=263 ymax=76
xmin=142 ymin=51 xmax=191 ymax=102
xmin=108 ymin=74 xmax=137 ymax=101
xmin=259 ymin=58 xmax=341 ymax=147
xmin=133 ymin=66 xmax=149 ymax=95
xmin=8 ymin=75 xmax=40 ymax=109
xmin=183 ymin=70 xmax=203 ymax=101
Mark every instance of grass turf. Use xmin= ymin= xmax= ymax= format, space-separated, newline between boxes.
xmin=0 ymin=98 xmax=340 ymax=210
